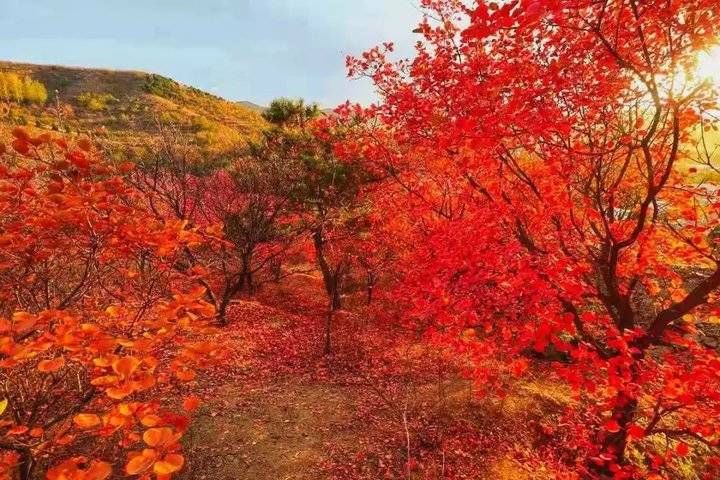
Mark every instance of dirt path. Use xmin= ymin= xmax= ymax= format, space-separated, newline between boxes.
xmin=176 ymin=274 xmax=384 ymax=480
xmin=180 ymin=379 xmax=367 ymax=480
xmin=173 ymin=273 xmax=566 ymax=479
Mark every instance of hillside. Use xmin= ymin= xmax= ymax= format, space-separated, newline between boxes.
xmin=0 ymin=61 xmax=267 ymax=154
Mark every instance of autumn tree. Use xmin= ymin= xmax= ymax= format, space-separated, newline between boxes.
xmin=262 ymin=98 xmax=370 ymax=353
xmin=127 ymin=121 xmax=212 ymax=223
xmin=127 ymin=119 xmax=308 ymax=325
xmin=193 ymin=147 xmax=304 ymax=324
xmin=341 ymin=0 xmax=720 ymax=477
xmin=0 ymin=73 xmax=47 ymax=105
xmin=0 ymin=129 xmax=220 ymax=479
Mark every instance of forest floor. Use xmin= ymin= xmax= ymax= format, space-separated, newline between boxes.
xmin=174 ymin=272 xmax=571 ymax=480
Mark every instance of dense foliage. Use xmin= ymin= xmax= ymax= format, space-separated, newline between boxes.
xmin=0 ymin=129 xmax=221 ymax=479
xmin=3 ymin=1 xmax=720 ymax=478
xmin=333 ymin=0 xmax=720 ymax=477
xmin=0 ymin=73 xmax=47 ymax=105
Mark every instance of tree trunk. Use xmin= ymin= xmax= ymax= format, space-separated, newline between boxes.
xmin=314 ymin=228 xmax=343 ymax=355
xmin=19 ymin=448 xmax=34 ymax=480
xmin=324 ymin=269 xmax=342 ymax=355
xmin=313 ymin=229 xmax=342 ymax=310
xmin=216 ymin=296 xmax=231 ymax=327
xmin=604 ymin=394 xmax=637 ymax=463
xmin=271 ymin=258 xmax=282 ymax=282
xmin=216 ymin=275 xmax=245 ymax=327
xmin=242 ymin=252 xmax=256 ymax=295
xmin=324 ymin=307 xmax=333 ymax=355
xmin=366 ymin=271 xmax=375 ymax=305
xmin=245 ymin=270 xmax=255 ymax=295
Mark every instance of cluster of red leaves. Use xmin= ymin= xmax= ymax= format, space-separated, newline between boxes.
xmin=0 ymin=129 xmax=224 ymax=479
xmin=332 ymin=0 xmax=720 ymax=478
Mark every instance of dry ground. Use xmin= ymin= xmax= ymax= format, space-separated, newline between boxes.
xmin=172 ymin=272 xmax=570 ymax=480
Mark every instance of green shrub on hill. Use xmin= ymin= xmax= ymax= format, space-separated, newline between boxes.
xmin=144 ymin=74 xmax=182 ymax=99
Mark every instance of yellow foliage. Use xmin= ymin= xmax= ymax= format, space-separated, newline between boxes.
xmin=77 ymin=92 xmax=118 ymax=111
xmin=0 ymin=72 xmax=47 ymax=104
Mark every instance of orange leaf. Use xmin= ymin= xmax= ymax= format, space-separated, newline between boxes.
xmin=49 ymin=459 xmax=112 ymax=480
xmin=11 ymin=139 xmax=30 ymax=156
xmin=11 ymin=127 xmax=30 ymax=141
xmin=36 ymin=132 xmax=52 ymax=144
xmin=509 ymin=358 xmax=529 ymax=377
xmin=91 ymin=374 xmax=120 ymax=386
xmin=604 ymin=419 xmax=621 ymax=433
xmin=55 ymin=434 xmax=76 ymax=445
xmin=125 ymin=449 xmax=157 ymax=475
xmin=182 ymin=396 xmax=201 ymax=412
xmin=37 ymin=357 xmax=65 ymax=373
xmin=93 ymin=357 xmax=112 ymax=368
xmin=67 ymin=150 xmax=90 ymax=169
xmin=85 ymin=460 xmax=112 ymax=480
xmin=141 ymin=415 xmax=162 ymax=427
xmin=117 ymin=403 xmax=136 ymax=416
xmin=7 ymin=425 xmax=28 ymax=435
xmin=77 ymin=138 xmax=93 ymax=152
xmin=105 ymin=305 xmax=123 ymax=318
xmin=118 ymin=162 xmax=136 ymax=173
xmin=627 ymin=424 xmax=645 ymax=439
xmin=73 ymin=413 xmax=101 ymax=429
xmin=112 ymin=356 xmax=141 ymax=378
xmin=175 ymin=368 xmax=196 ymax=382
xmin=153 ymin=454 xmax=185 ymax=475
xmin=106 ymin=382 xmax=135 ymax=400
xmin=12 ymin=311 xmax=37 ymax=333
xmin=108 ymin=413 xmax=128 ymax=427
xmin=143 ymin=427 xmax=178 ymax=448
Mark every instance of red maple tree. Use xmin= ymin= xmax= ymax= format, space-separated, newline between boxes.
xmin=339 ymin=0 xmax=720 ymax=477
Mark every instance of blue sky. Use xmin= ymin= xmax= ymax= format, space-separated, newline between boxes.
xmin=0 ymin=0 xmax=422 ymax=107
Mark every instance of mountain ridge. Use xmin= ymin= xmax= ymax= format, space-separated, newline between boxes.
xmin=0 ymin=60 xmax=267 ymax=154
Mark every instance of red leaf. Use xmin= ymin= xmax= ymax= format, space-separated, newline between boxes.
xmin=676 ymin=442 xmax=690 ymax=457
xmin=11 ymin=127 xmax=30 ymax=141
xmin=11 ymin=139 xmax=30 ymax=156
xmin=604 ymin=419 xmax=621 ymax=433
xmin=627 ymin=424 xmax=645 ymax=439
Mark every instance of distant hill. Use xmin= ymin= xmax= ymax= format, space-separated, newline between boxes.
xmin=0 ymin=61 xmax=267 ymax=154
xmin=237 ymin=100 xmax=267 ymax=113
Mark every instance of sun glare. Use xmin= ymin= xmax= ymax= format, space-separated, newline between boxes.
xmin=697 ymin=45 xmax=720 ymax=86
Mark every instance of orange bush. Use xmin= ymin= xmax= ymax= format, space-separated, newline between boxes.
xmin=0 ymin=129 xmax=222 ymax=479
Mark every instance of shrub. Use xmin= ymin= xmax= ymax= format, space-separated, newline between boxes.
xmin=76 ymin=92 xmax=119 ymax=111
xmin=0 ymin=72 xmax=47 ymax=105
xmin=0 ymin=129 xmax=223 ymax=479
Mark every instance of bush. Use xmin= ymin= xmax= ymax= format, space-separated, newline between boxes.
xmin=0 ymin=72 xmax=47 ymax=105
xmin=191 ymin=115 xmax=214 ymax=132
xmin=144 ymin=74 xmax=182 ymax=99
xmin=76 ymin=92 xmax=119 ymax=111
xmin=0 ymin=129 xmax=221 ymax=479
